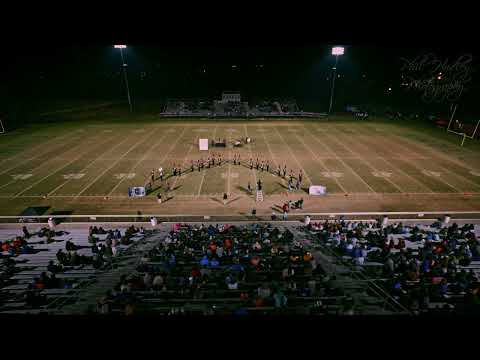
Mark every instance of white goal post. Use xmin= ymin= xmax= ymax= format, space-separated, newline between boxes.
xmin=0 ymin=119 xmax=5 ymax=134
xmin=446 ymin=104 xmax=480 ymax=146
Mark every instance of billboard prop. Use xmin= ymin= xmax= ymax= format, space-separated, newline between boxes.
xmin=309 ymin=185 xmax=327 ymax=196
xmin=128 ymin=187 xmax=146 ymax=197
xmin=199 ymin=138 xmax=209 ymax=151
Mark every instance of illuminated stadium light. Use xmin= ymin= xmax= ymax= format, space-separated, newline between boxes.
xmin=332 ymin=46 xmax=345 ymax=56
xmin=113 ymin=45 xmax=132 ymax=112
xmin=328 ymin=46 xmax=345 ymax=115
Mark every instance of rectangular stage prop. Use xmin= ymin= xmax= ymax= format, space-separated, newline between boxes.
xmin=128 ymin=187 xmax=146 ymax=197
xmin=309 ymin=185 xmax=327 ymax=196
xmin=199 ymin=138 xmax=209 ymax=151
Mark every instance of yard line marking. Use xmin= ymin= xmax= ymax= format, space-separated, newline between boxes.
xmin=13 ymin=134 xmax=116 ymax=198
xmin=257 ymin=125 xmax=286 ymax=185
xmin=351 ymin=131 xmax=435 ymax=193
xmin=375 ymin=128 xmax=480 ymax=191
xmin=0 ymin=179 xmax=18 ymax=191
xmin=375 ymin=124 xmax=480 ymax=156
xmin=352 ymin=124 xmax=466 ymax=193
xmin=107 ymin=126 xmax=168 ymax=195
xmin=301 ymin=124 xmax=375 ymax=193
xmin=243 ymin=124 xmax=258 ymax=191
xmin=197 ymin=125 xmax=218 ymax=197
xmin=291 ymin=127 xmax=347 ymax=193
xmin=272 ymin=126 xmax=313 ymax=186
xmin=166 ymin=128 xmax=194 ymax=194
xmin=3 ymin=192 xmax=480 ymax=199
xmin=0 ymin=132 xmax=107 ymax=191
xmin=227 ymin=128 xmax=232 ymax=195
xmin=75 ymin=129 xmax=160 ymax=197
xmin=0 ymin=132 xmax=86 ymax=176
xmin=328 ymin=127 xmax=405 ymax=193
xmin=0 ymin=131 xmax=80 ymax=166
xmin=47 ymin=135 xmax=135 ymax=196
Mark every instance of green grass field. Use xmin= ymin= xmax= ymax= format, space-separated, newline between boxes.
xmin=1 ymin=112 xmax=480 ymax=216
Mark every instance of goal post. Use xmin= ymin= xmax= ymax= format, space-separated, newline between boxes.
xmin=0 ymin=119 xmax=5 ymax=134
xmin=445 ymin=104 xmax=479 ymax=146
xmin=452 ymin=119 xmax=480 ymax=147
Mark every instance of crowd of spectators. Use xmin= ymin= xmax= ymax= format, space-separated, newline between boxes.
xmin=163 ymin=99 xmax=213 ymax=116
xmin=161 ymin=98 xmax=305 ymax=117
xmin=100 ymin=223 xmax=347 ymax=316
xmin=306 ymin=219 xmax=480 ymax=313
xmin=1 ymin=224 xmax=146 ymax=311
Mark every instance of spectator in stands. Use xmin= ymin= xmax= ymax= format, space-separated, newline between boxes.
xmin=227 ymin=277 xmax=239 ymax=290
xmin=98 ymin=290 xmax=114 ymax=314
xmin=200 ymin=255 xmax=209 ymax=267
xmin=273 ymin=289 xmax=288 ymax=308
xmin=153 ymin=274 xmax=164 ymax=290
xmin=210 ymin=257 xmax=220 ymax=269
xmin=47 ymin=260 xmax=62 ymax=274
xmin=88 ymin=233 xmax=99 ymax=245
xmin=65 ymin=240 xmax=76 ymax=252
xmin=22 ymin=226 xmax=31 ymax=239
xmin=258 ymin=283 xmax=271 ymax=299
xmin=143 ymin=273 xmax=153 ymax=289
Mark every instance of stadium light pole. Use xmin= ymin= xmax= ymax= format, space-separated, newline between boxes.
xmin=328 ymin=46 xmax=345 ymax=116
xmin=114 ymin=45 xmax=133 ymax=112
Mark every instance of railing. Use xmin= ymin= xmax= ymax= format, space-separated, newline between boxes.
xmin=1 ymin=211 xmax=479 ymax=224
xmin=158 ymin=112 xmax=328 ymax=119
xmin=305 ymin=230 xmax=413 ymax=315
xmin=47 ymin=231 xmax=157 ymax=313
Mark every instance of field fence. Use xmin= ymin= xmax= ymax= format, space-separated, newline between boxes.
xmin=1 ymin=211 xmax=480 ymax=224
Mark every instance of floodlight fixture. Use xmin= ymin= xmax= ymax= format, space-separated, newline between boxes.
xmin=328 ymin=46 xmax=345 ymax=115
xmin=113 ymin=45 xmax=132 ymax=112
xmin=332 ymin=46 xmax=345 ymax=56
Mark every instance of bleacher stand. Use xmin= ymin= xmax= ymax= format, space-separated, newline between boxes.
xmin=303 ymin=219 xmax=480 ymax=314
xmin=106 ymin=223 xmax=342 ymax=316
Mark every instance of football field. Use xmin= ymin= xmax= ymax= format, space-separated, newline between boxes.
xmin=1 ymin=117 xmax=480 ymax=216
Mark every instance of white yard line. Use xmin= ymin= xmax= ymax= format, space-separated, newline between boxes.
xmin=328 ymin=127 xmax=406 ymax=193
xmin=370 ymin=123 xmax=480 ymax=156
xmin=107 ymin=126 xmax=167 ymax=196
xmin=349 ymin=124 xmax=463 ymax=193
xmin=348 ymin=124 xmax=465 ymax=191
xmin=150 ymin=126 xmax=187 ymax=193
xmin=272 ymin=126 xmax=313 ymax=186
xmin=197 ymin=125 xmax=218 ymax=197
xmin=354 ymin=132 xmax=435 ymax=193
xmin=258 ymin=125 xmax=286 ymax=185
xmin=0 ymin=132 xmax=109 ymax=192
xmin=0 ymin=179 xmax=19 ymax=191
xmin=243 ymin=124 xmax=258 ymax=191
xmin=1 ymin=192 xmax=479 ymax=199
xmin=0 ymin=131 xmax=77 ymax=166
xmin=170 ymin=131 xmax=195 ymax=193
xmin=227 ymin=129 xmax=231 ymax=195
xmin=0 ymin=131 xmax=85 ymax=176
xmin=377 ymin=129 xmax=480 ymax=191
xmin=47 ymin=136 xmax=134 ymax=196
xmin=300 ymin=124 xmax=376 ymax=193
xmin=259 ymin=126 xmax=279 ymax=168
xmin=13 ymin=134 xmax=116 ymax=198
xmin=75 ymin=129 xmax=160 ymax=197
xmin=292 ymin=127 xmax=347 ymax=193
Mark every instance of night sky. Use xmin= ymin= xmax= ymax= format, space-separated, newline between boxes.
xmin=1 ymin=43 xmax=479 ymax=117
